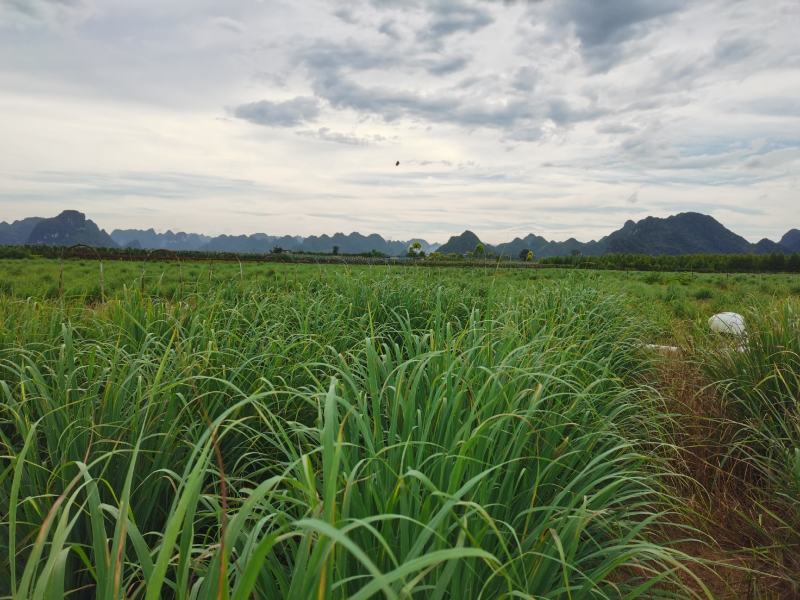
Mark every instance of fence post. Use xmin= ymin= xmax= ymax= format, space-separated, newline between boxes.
xmin=99 ymin=260 xmax=105 ymax=302
xmin=58 ymin=254 xmax=64 ymax=300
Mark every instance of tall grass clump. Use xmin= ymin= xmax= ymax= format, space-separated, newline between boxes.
xmin=0 ymin=274 xmax=703 ymax=598
xmin=697 ymin=301 xmax=800 ymax=591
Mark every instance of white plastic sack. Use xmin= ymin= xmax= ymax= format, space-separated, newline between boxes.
xmin=708 ymin=312 xmax=746 ymax=337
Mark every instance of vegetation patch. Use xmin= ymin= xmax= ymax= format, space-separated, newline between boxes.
xmin=0 ymin=259 xmax=797 ymax=598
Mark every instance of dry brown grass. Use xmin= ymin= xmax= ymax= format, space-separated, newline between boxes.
xmin=655 ymin=357 xmax=799 ymax=599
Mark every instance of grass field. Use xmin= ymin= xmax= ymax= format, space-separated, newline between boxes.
xmin=0 ymin=258 xmax=798 ymax=598
xmin=1 ymin=258 xmax=798 ymax=333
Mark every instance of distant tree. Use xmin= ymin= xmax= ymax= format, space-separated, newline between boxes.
xmin=526 ymin=250 xmax=534 ymax=262
xmin=332 ymin=245 xmax=339 ymax=255
xmin=474 ymin=243 xmax=485 ymax=257
xmin=570 ymin=249 xmax=581 ymax=257
xmin=407 ymin=241 xmax=423 ymax=258
xmin=518 ymin=248 xmax=530 ymax=261
xmin=271 ymin=246 xmax=284 ymax=254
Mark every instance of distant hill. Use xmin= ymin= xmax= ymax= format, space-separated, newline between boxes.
xmin=437 ymin=230 xmax=490 ymax=255
xmin=111 ymin=226 xmax=433 ymax=256
xmin=495 ymin=212 xmax=794 ymax=258
xmin=111 ymin=228 xmax=212 ymax=251
xmin=753 ymin=238 xmax=787 ymax=254
xmin=495 ymin=234 xmax=602 ymax=258
xmin=601 ymin=213 xmax=752 ymax=255
xmin=780 ymin=229 xmax=800 ymax=252
xmin=300 ymin=232 xmax=403 ymax=255
xmin=26 ymin=211 xmax=117 ymax=248
xmin=202 ymin=234 xmax=287 ymax=254
xmin=0 ymin=217 xmax=44 ymax=245
xmin=199 ymin=232 xmax=436 ymax=256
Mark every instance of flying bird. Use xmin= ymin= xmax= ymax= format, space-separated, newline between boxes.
xmin=395 ymin=161 xmax=400 ymax=166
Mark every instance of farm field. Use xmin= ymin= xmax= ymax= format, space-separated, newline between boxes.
xmin=1 ymin=258 xmax=798 ymax=335
xmin=1 ymin=258 xmax=798 ymax=598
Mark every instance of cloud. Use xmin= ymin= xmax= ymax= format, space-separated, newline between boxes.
xmin=744 ymin=146 xmax=800 ymax=169
xmin=294 ymin=35 xmax=564 ymax=137
xmin=597 ymin=123 xmax=637 ymax=135
xmin=298 ymin=39 xmax=397 ymax=73
xmin=333 ymin=7 xmax=359 ymax=25
xmin=311 ymin=71 xmax=543 ymax=131
xmin=417 ymin=1 xmax=494 ymax=47
xmin=512 ymin=66 xmax=538 ymax=92
xmin=378 ymin=19 xmax=402 ymax=40
xmin=4 ymin=170 xmax=273 ymax=200
xmin=743 ymin=98 xmax=800 ymax=117
xmin=296 ymin=127 xmax=389 ymax=146
xmin=0 ymin=0 xmax=92 ymax=28
xmin=423 ymin=54 xmax=471 ymax=75
xmin=233 ymin=97 xmax=321 ymax=127
xmin=546 ymin=97 xmax=607 ymax=126
xmin=2 ymin=0 xmax=799 ymax=242
xmin=210 ymin=16 xmax=245 ymax=34
xmin=712 ymin=34 xmax=762 ymax=66
xmin=298 ymin=36 xmax=470 ymax=78
xmin=546 ymin=0 xmax=688 ymax=71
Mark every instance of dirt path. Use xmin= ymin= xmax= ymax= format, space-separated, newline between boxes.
xmin=655 ymin=358 xmax=798 ymax=599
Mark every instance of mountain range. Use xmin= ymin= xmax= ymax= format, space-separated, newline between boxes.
xmin=0 ymin=210 xmax=439 ymax=256
xmin=1 ymin=210 xmax=798 ymax=257
xmin=440 ymin=213 xmax=800 ymax=257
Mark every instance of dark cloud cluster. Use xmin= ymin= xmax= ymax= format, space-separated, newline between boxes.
xmin=234 ymin=1 xmax=752 ymax=141
xmin=546 ymin=0 xmax=688 ymax=71
xmin=233 ymin=97 xmax=320 ymax=127
xmin=378 ymin=19 xmax=402 ymax=40
xmin=423 ymin=55 xmax=471 ymax=75
xmin=416 ymin=0 xmax=494 ymax=47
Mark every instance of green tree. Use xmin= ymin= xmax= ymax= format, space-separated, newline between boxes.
xmin=526 ymin=250 xmax=534 ymax=262
xmin=407 ymin=241 xmax=423 ymax=258
xmin=474 ymin=243 xmax=485 ymax=257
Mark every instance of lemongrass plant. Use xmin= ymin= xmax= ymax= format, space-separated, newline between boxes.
xmin=1 ymin=273 xmax=706 ymax=598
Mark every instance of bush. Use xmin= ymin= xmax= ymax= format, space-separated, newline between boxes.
xmin=693 ymin=288 xmax=713 ymax=300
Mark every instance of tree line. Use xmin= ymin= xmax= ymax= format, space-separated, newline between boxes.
xmin=2 ymin=244 xmax=799 ymax=273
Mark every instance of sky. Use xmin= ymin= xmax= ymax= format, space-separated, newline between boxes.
xmin=1 ymin=0 xmax=799 ymax=244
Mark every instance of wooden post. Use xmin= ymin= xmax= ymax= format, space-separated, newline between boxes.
xmin=99 ymin=260 xmax=105 ymax=302
xmin=59 ymin=255 xmax=64 ymax=299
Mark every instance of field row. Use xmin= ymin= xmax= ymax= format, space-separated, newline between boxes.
xmin=0 ymin=260 xmax=797 ymax=597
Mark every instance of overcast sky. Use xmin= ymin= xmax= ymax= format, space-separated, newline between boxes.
xmin=1 ymin=0 xmax=798 ymax=243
